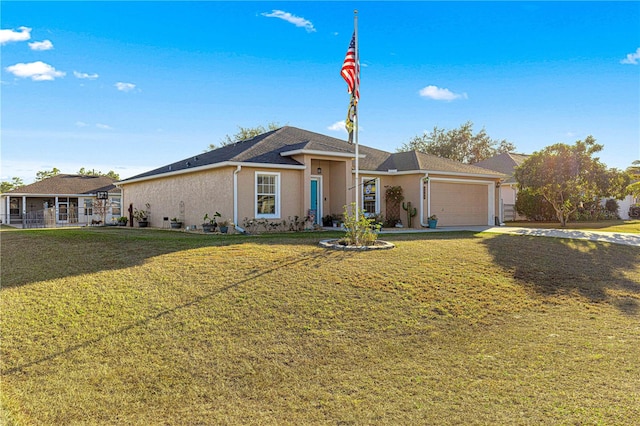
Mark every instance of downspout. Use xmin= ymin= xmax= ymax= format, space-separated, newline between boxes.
xmin=233 ymin=165 xmax=245 ymax=233
xmin=420 ymin=173 xmax=429 ymax=227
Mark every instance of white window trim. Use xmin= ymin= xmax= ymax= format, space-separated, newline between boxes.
xmin=255 ymin=171 xmax=281 ymax=219
xmin=361 ymin=176 xmax=380 ymax=216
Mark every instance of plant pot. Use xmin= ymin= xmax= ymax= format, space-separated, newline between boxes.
xmin=219 ymin=226 xmax=228 ymax=234
xmin=137 ymin=221 xmax=148 ymax=228
xmin=202 ymin=223 xmax=216 ymax=233
xmin=428 ymin=219 xmax=437 ymax=229
xmin=170 ymin=222 xmax=182 ymax=229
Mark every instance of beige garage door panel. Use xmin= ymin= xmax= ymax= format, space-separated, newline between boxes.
xmin=431 ymin=182 xmax=488 ymax=226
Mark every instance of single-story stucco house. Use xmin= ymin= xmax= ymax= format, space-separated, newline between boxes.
xmin=0 ymin=174 xmax=122 ymax=228
xmin=117 ymin=126 xmax=505 ymax=230
xmin=473 ymin=152 xmax=530 ymax=222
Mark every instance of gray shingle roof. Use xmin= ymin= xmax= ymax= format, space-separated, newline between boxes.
xmin=473 ymin=152 xmax=530 ymax=183
xmin=4 ymin=174 xmax=120 ymax=195
xmin=120 ymin=126 xmax=505 ymax=182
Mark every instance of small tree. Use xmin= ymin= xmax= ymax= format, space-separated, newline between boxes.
xmin=341 ymin=203 xmax=381 ymax=246
xmin=93 ymin=199 xmax=109 ymax=224
xmin=207 ymin=122 xmax=281 ymax=151
xmin=77 ymin=168 xmax=120 ymax=180
xmin=1 ymin=177 xmax=24 ymax=193
xmin=397 ymin=121 xmax=516 ymax=164
xmin=515 ymin=136 xmax=629 ymax=227
xmin=35 ymin=167 xmax=61 ymax=182
xmin=626 ymin=160 xmax=640 ymax=198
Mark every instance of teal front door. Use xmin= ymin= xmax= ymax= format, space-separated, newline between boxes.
xmin=310 ymin=178 xmax=320 ymax=224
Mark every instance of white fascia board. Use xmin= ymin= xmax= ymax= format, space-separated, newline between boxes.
xmin=424 ymin=170 xmax=506 ymax=179
xmin=351 ymin=169 xmax=419 ymax=176
xmin=280 ymin=149 xmax=365 ymax=159
xmin=1 ymin=193 xmax=101 ymax=197
xmin=351 ymin=169 xmax=504 ymax=179
xmin=116 ymin=161 xmax=305 ymax=186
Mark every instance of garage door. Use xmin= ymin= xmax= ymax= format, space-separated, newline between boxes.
xmin=429 ymin=181 xmax=489 ymax=226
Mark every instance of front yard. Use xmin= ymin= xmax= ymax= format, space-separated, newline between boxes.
xmin=1 ymin=227 xmax=639 ymax=424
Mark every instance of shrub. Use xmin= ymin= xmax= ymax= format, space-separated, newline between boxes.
xmin=515 ymin=189 xmax=555 ymax=221
xmin=341 ymin=203 xmax=381 ymax=246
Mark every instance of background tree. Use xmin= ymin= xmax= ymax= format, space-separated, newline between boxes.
xmin=397 ymin=121 xmax=516 ymax=164
xmin=0 ymin=177 xmax=25 ymax=193
xmin=626 ymin=160 xmax=640 ymax=198
xmin=35 ymin=167 xmax=61 ymax=182
xmin=77 ymin=167 xmax=120 ymax=180
xmin=207 ymin=122 xmax=281 ymax=151
xmin=515 ymin=136 xmax=629 ymax=227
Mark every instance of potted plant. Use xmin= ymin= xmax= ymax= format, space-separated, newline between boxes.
xmin=428 ymin=214 xmax=438 ymax=229
xmin=219 ymin=219 xmax=231 ymax=234
xmin=202 ymin=212 xmax=221 ymax=233
xmin=117 ymin=216 xmax=128 ymax=226
xmin=170 ymin=217 xmax=182 ymax=229
xmin=133 ymin=204 xmax=150 ymax=227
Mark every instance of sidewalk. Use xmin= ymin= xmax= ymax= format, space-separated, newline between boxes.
xmin=377 ymin=226 xmax=640 ymax=247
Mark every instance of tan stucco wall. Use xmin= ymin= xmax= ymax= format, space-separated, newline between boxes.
xmin=235 ymin=167 xmax=303 ymax=224
xmin=121 ymin=167 xmax=234 ymax=227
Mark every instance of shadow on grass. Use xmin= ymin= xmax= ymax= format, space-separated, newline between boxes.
xmin=1 ymin=227 xmax=470 ymax=289
xmin=0 ymin=227 xmax=350 ymax=288
xmin=2 ymin=245 xmax=348 ymax=376
xmin=481 ymin=234 xmax=640 ymax=315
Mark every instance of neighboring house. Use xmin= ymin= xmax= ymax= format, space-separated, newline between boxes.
xmin=1 ymin=174 xmax=122 ymax=228
xmin=117 ymin=126 xmax=505 ymax=229
xmin=605 ymin=193 xmax=639 ymax=220
xmin=473 ymin=152 xmax=529 ymax=222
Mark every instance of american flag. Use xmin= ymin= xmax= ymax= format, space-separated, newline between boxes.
xmin=340 ymin=32 xmax=359 ymax=102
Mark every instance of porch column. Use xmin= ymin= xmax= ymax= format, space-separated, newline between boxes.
xmin=55 ymin=196 xmax=59 ymax=224
xmin=345 ymin=158 xmax=355 ymax=206
xmin=5 ymin=196 xmax=10 ymax=224
xmin=302 ymin=155 xmax=311 ymax=218
xmin=22 ymin=195 xmax=26 ymax=226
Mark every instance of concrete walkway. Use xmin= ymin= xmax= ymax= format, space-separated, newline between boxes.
xmin=378 ymin=226 xmax=640 ymax=247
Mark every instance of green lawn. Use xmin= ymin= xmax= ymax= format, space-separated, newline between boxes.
xmin=506 ymin=219 xmax=640 ymax=234
xmin=1 ymin=227 xmax=639 ymax=424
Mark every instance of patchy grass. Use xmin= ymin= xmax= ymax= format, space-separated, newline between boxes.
xmin=1 ymin=227 xmax=639 ymax=424
xmin=506 ymin=220 xmax=640 ymax=234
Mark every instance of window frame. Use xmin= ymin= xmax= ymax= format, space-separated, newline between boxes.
xmin=255 ymin=171 xmax=281 ymax=219
xmin=361 ymin=177 xmax=380 ymax=216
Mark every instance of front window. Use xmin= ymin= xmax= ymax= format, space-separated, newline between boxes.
xmin=111 ymin=196 xmax=121 ymax=216
xmin=84 ymin=199 xmax=93 ymax=216
xmin=255 ymin=172 xmax=280 ymax=218
xmin=362 ymin=177 xmax=379 ymax=216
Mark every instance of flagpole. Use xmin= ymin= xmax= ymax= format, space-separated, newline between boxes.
xmin=353 ymin=9 xmax=359 ymax=222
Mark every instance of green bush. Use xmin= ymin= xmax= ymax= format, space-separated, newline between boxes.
xmin=515 ymin=189 xmax=555 ymax=221
xmin=341 ymin=203 xmax=381 ymax=246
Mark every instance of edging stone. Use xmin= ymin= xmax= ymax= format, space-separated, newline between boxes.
xmin=318 ymin=239 xmax=395 ymax=251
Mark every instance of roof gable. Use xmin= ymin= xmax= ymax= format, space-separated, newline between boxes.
xmin=473 ymin=152 xmax=530 ymax=182
xmin=3 ymin=174 xmax=119 ymax=195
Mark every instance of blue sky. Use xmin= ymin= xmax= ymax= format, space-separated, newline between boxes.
xmin=2 ymin=1 xmax=639 ymax=184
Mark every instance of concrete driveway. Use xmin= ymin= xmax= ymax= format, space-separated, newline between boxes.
xmin=379 ymin=226 xmax=640 ymax=247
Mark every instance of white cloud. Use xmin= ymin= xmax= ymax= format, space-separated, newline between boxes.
xmin=261 ymin=10 xmax=316 ymax=33
xmin=5 ymin=61 xmax=65 ymax=81
xmin=74 ymin=70 xmax=99 ymax=80
xmin=328 ymin=121 xmax=347 ymax=132
xmin=75 ymin=121 xmax=89 ymax=127
xmin=620 ymin=47 xmax=640 ymax=65
xmin=28 ymin=39 xmax=53 ymax=51
xmin=0 ymin=26 xmax=31 ymax=45
xmin=96 ymin=123 xmax=113 ymax=130
xmin=418 ymin=85 xmax=467 ymax=101
xmin=115 ymin=82 xmax=136 ymax=92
